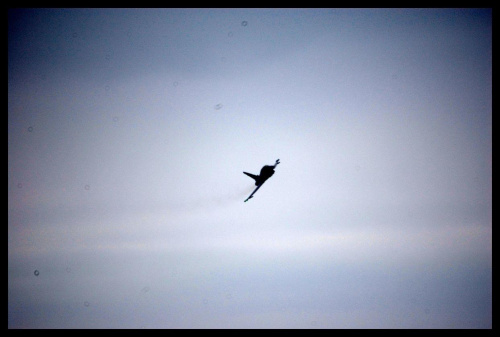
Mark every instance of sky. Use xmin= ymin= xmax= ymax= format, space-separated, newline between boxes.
xmin=8 ymin=8 xmax=492 ymax=329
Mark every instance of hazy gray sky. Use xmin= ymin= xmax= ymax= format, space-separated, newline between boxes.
xmin=8 ymin=8 xmax=491 ymax=328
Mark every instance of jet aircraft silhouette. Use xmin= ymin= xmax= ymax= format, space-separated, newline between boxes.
xmin=243 ymin=159 xmax=280 ymax=202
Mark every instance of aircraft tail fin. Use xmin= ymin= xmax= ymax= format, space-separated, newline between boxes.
xmin=243 ymin=172 xmax=259 ymax=181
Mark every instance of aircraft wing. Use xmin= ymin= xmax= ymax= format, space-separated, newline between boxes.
xmin=244 ymin=184 xmax=262 ymax=202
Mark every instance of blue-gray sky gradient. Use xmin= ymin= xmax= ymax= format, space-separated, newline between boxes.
xmin=9 ymin=8 xmax=491 ymax=328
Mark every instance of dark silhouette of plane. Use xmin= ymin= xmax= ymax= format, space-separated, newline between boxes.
xmin=243 ymin=159 xmax=280 ymax=202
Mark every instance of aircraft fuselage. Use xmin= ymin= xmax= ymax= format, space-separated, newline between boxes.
xmin=254 ymin=165 xmax=275 ymax=186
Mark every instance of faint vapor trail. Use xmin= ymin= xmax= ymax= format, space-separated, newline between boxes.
xmin=172 ymin=185 xmax=256 ymax=213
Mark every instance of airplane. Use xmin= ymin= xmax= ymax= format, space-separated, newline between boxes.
xmin=243 ymin=159 xmax=280 ymax=202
